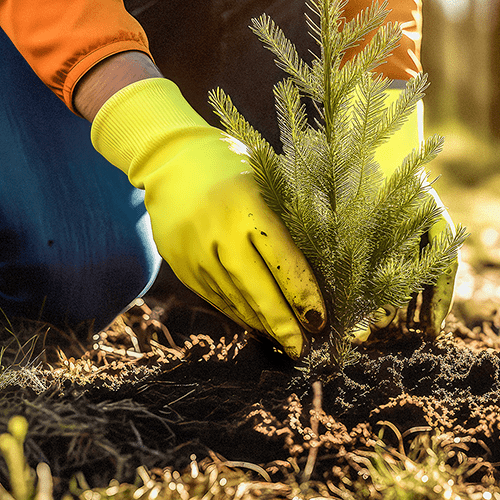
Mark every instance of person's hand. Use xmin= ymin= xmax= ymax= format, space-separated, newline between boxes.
xmin=91 ymin=78 xmax=326 ymax=359
xmin=367 ymin=86 xmax=458 ymax=339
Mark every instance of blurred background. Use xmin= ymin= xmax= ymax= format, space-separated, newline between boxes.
xmin=422 ymin=0 xmax=500 ymax=314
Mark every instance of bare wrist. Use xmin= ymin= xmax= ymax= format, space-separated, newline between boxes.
xmin=74 ymin=51 xmax=163 ymax=121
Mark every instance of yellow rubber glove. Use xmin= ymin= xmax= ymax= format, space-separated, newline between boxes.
xmin=91 ymin=78 xmax=326 ymax=359
xmin=371 ymin=87 xmax=458 ymax=338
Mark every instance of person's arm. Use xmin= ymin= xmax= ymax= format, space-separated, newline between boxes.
xmin=0 ymin=0 xmax=153 ymax=114
xmin=342 ymin=0 xmax=423 ymax=81
xmin=73 ymin=0 xmax=423 ymax=123
xmin=74 ymin=51 xmax=162 ymax=121
xmin=0 ymin=0 xmax=422 ymax=117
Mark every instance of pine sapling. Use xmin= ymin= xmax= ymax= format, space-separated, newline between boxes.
xmin=209 ymin=0 xmax=467 ymax=369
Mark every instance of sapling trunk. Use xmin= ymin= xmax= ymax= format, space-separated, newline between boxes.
xmin=209 ymin=0 xmax=467 ymax=369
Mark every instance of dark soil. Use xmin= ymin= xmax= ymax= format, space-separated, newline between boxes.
xmin=0 ymin=263 xmax=499 ymax=498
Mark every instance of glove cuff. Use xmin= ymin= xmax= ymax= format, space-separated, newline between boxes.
xmin=90 ymin=78 xmax=210 ymax=175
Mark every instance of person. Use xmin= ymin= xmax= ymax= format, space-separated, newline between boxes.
xmin=0 ymin=0 xmax=452 ymax=359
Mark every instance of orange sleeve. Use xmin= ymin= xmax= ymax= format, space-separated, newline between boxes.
xmin=0 ymin=0 xmax=152 ymax=113
xmin=343 ymin=0 xmax=422 ymax=80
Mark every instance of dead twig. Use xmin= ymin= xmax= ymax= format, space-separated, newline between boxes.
xmin=302 ymin=380 xmax=323 ymax=482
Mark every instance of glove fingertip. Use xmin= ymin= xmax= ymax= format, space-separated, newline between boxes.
xmin=301 ymin=307 xmax=327 ymax=333
xmin=274 ymin=331 xmax=309 ymax=360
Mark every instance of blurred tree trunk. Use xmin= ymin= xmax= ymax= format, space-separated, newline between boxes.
xmin=465 ymin=0 xmax=494 ymax=140
xmin=490 ymin=1 xmax=500 ymax=140
xmin=423 ymin=0 xmax=499 ymax=141
xmin=421 ymin=0 xmax=448 ymax=128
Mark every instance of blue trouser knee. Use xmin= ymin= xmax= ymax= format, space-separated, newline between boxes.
xmin=0 ymin=29 xmax=161 ymax=332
